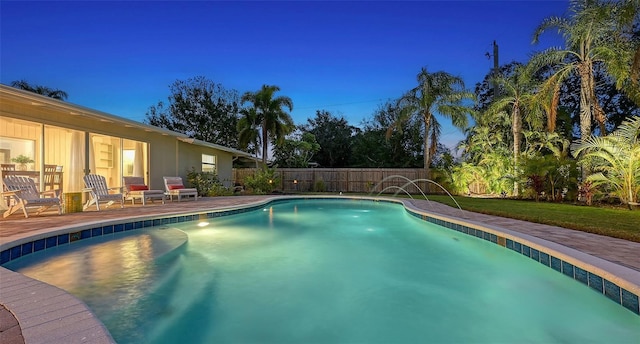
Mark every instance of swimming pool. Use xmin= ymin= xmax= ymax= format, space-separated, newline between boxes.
xmin=5 ymin=198 xmax=640 ymax=343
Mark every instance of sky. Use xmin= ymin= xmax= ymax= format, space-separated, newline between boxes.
xmin=1 ymin=0 xmax=568 ymax=150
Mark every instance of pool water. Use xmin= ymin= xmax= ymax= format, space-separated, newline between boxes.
xmin=6 ymin=199 xmax=640 ymax=343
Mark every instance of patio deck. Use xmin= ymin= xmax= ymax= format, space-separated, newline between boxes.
xmin=1 ymin=195 xmax=639 ymax=343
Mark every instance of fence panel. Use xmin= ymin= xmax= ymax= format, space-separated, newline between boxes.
xmin=232 ymin=168 xmax=442 ymax=194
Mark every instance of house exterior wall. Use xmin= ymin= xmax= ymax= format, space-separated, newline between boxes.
xmin=1 ymin=85 xmax=248 ymax=192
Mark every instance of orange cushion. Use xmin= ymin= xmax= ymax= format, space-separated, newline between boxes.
xmin=168 ymin=185 xmax=184 ymax=190
xmin=129 ymin=185 xmax=149 ymax=191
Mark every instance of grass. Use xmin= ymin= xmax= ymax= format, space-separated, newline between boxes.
xmin=424 ymin=195 xmax=640 ymax=243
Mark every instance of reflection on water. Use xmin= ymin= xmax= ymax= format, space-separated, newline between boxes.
xmin=18 ymin=234 xmax=155 ymax=292
xmin=6 ymin=228 xmax=187 ymax=319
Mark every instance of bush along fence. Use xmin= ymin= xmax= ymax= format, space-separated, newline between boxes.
xmin=232 ymin=168 xmax=439 ymax=194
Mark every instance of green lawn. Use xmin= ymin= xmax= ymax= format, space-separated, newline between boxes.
xmin=425 ymin=195 xmax=640 ymax=243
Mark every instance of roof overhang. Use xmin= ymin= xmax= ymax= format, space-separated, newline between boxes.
xmin=0 ymin=84 xmax=254 ymax=158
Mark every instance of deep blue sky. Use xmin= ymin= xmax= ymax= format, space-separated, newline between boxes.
xmin=1 ymin=1 xmax=568 ymax=149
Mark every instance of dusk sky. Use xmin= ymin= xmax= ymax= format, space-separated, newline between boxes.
xmin=1 ymin=1 xmax=568 ymax=150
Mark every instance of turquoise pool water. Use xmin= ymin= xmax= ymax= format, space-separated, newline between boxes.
xmin=6 ymin=199 xmax=640 ymax=343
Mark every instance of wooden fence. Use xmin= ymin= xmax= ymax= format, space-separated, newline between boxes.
xmin=232 ymin=168 xmax=446 ymax=194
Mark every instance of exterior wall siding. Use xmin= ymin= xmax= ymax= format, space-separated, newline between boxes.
xmin=1 ymin=85 xmax=248 ymax=191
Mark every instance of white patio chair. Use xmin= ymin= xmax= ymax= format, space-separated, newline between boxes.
xmin=163 ymin=176 xmax=198 ymax=202
xmin=123 ymin=176 xmax=165 ymax=205
xmin=2 ymin=175 xmax=62 ymax=218
xmin=83 ymin=174 xmax=124 ymax=211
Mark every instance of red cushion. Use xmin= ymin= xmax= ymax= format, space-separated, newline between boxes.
xmin=168 ymin=185 xmax=184 ymax=190
xmin=129 ymin=184 xmax=149 ymax=191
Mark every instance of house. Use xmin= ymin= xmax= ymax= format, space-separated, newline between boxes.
xmin=0 ymin=84 xmax=253 ymax=196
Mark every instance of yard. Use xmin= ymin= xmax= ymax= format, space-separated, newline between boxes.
xmin=426 ymin=195 xmax=640 ymax=243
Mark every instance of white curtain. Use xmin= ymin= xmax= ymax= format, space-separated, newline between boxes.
xmin=89 ymin=136 xmax=96 ymax=175
xmin=133 ymin=142 xmax=145 ymax=177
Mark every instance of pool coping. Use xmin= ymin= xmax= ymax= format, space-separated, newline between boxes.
xmin=1 ymin=195 xmax=639 ymax=343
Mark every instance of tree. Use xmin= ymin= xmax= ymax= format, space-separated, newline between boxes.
xmin=302 ymin=110 xmax=356 ymax=167
xmin=10 ymin=80 xmax=68 ymax=100
xmin=485 ymin=64 xmax=539 ymax=196
xmin=572 ymin=116 xmax=640 ymax=208
xmin=458 ymin=123 xmax=508 ymax=165
xmin=272 ymin=131 xmax=320 ymax=168
xmin=145 ymin=76 xmax=241 ymax=148
xmin=239 ymin=85 xmax=294 ymax=164
xmin=601 ymin=0 xmax=640 ymax=106
xmin=551 ymin=61 xmax=640 ymax=138
xmin=530 ymin=0 xmax=621 ymax=143
xmin=351 ymin=101 xmax=422 ymax=168
xmin=237 ymin=107 xmax=261 ymax=159
xmin=391 ymin=67 xmax=475 ymax=173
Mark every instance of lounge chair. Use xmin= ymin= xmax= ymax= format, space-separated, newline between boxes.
xmin=163 ymin=176 xmax=198 ymax=202
xmin=123 ymin=176 xmax=165 ymax=205
xmin=2 ymin=175 xmax=62 ymax=218
xmin=83 ymin=174 xmax=124 ymax=210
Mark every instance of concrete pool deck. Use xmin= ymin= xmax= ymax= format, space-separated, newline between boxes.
xmin=1 ymin=195 xmax=639 ymax=343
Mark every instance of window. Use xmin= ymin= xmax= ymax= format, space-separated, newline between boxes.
xmin=0 ymin=137 xmax=36 ymax=168
xmin=202 ymin=154 xmax=216 ymax=173
xmin=123 ymin=139 xmax=148 ymax=177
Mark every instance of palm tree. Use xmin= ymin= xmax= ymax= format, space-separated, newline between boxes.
xmin=10 ymin=80 xmax=68 ymax=100
xmin=530 ymin=0 xmax=620 ymax=142
xmin=572 ymin=116 xmax=640 ymax=208
xmin=606 ymin=0 xmax=640 ymax=106
xmin=237 ymin=107 xmax=261 ymax=164
xmin=484 ymin=64 xmax=539 ymax=196
xmin=389 ymin=67 xmax=474 ymax=173
xmin=458 ymin=123 xmax=507 ymax=165
xmin=239 ymin=85 xmax=294 ymax=164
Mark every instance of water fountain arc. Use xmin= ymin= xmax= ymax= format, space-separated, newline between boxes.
xmin=376 ymin=186 xmax=415 ymax=199
xmin=395 ymin=179 xmax=464 ymax=217
xmin=370 ymin=175 xmax=464 ymax=218
xmin=370 ymin=175 xmax=431 ymax=206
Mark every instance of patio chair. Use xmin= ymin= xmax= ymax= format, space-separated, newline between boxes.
xmin=123 ymin=176 xmax=165 ymax=205
xmin=2 ymin=175 xmax=62 ymax=218
xmin=163 ymin=176 xmax=198 ymax=202
xmin=1 ymin=164 xmax=16 ymax=171
xmin=83 ymin=174 xmax=124 ymax=211
xmin=43 ymin=164 xmax=63 ymax=192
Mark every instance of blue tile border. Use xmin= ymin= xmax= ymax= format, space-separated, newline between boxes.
xmin=622 ymin=289 xmax=640 ymax=313
xmin=575 ymin=267 xmax=589 ymax=285
xmin=0 ymin=197 xmax=638 ymax=317
xmin=562 ymin=261 xmax=575 ymax=278
xmin=540 ymin=252 xmax=550 ymax=267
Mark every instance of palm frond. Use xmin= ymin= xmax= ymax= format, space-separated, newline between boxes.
xmin=532 ymin=16 xmax=571 ymax=44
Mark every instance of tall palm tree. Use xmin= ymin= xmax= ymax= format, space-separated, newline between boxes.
xmin=237 ymin=107 xmax=261 ymax=161
xmin=530 ymin=0 xmax=619 ymax=142
xmin=484 ymin=65 xmax=539 ymax=196
xmin=606 ymin=0 xmax=640 ymax=106
xmin=239 ymin=85 xmax=294 ymax=164
xmin=388 ymin=67 xmax=474 ymax=173
xmin=10 ymin=80 xmax=68 ymax=100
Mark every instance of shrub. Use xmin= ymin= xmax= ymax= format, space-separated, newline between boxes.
xmin=527 ymin=174 xmax=546 ymax=201
xmin=186 ymin=168 xmax=225 ymax=197
xmin=244 ymin=166 xmax=280 ymax=194
xmin=313 ymin=180 xmax=326 ymax=192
